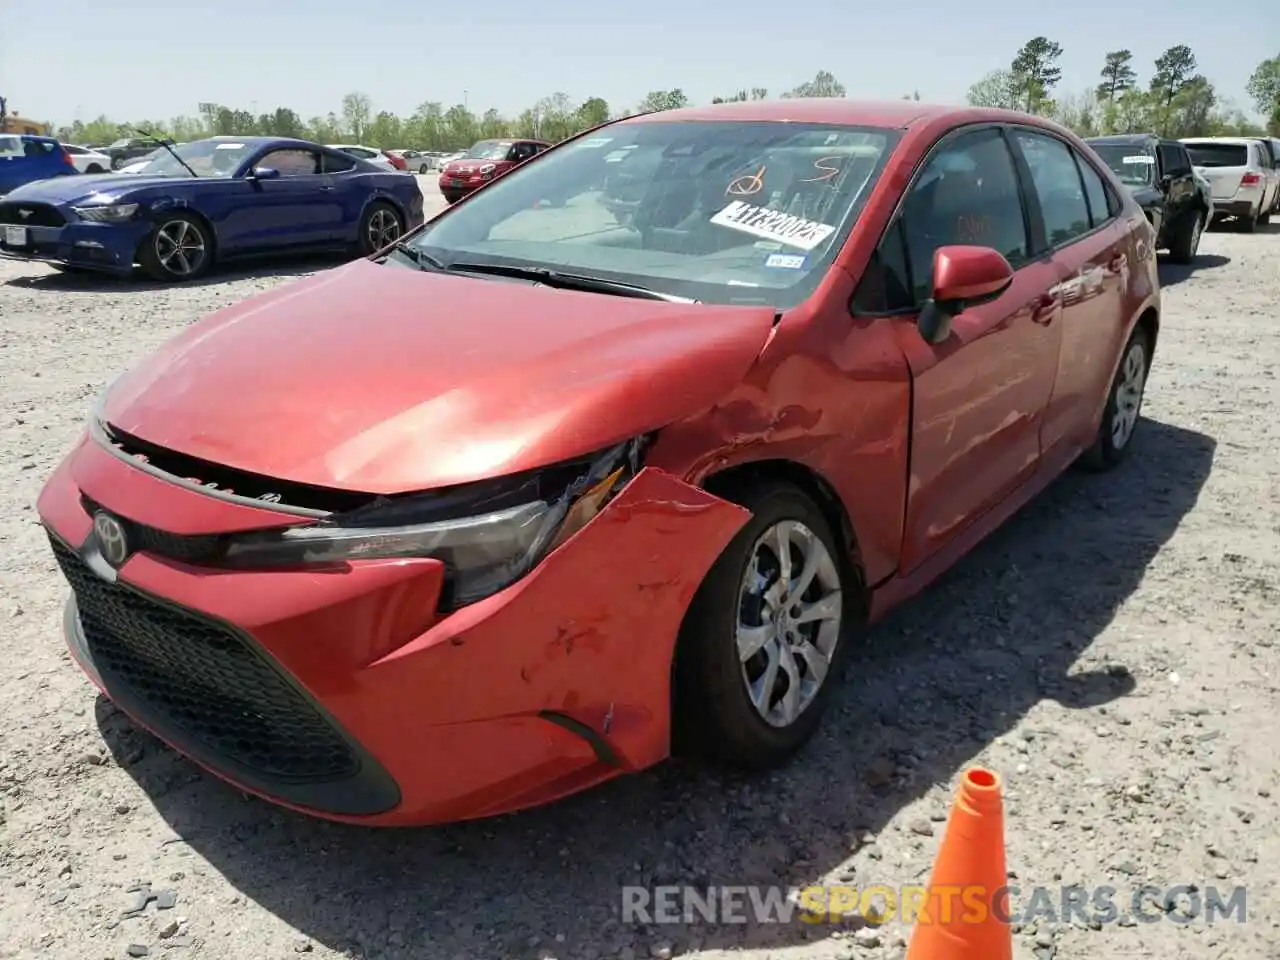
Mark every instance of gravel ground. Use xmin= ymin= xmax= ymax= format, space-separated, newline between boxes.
xmin=1 ymin=195 xmax=1277 ymax=960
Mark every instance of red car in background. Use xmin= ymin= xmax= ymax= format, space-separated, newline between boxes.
xmin=38 ymin=99 xmax=1159 ymax=827
xmin=438 ymin=137 xmax=551 ymax=203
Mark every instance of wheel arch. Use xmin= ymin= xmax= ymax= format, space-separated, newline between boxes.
xmin=1134 ymin=305 xmax=1159 ymax=365
xmin=698 ymin=458 xmax=871 ymax=621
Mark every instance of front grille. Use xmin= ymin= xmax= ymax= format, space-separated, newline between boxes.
xmin=50 ymin=535 xmax=359 ymax=784
xmin=81 ymin=495 xmax=224 ymax=564
xmin=0 ymin=202 xmax=66 ymax=227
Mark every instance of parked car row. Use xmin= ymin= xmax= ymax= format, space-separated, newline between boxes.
xmin=1085 ymin=134 xmax=1280 ymax=261
xmin=0 ymin=135 xmax=425 ymax=280
xmin=27 ymin=98 xmax=1241 ymax=828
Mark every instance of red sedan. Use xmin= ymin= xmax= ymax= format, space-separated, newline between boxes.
xmin=38 ymin=99 xmax=1159 ymax=826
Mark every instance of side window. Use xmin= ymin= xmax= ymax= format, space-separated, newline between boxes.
xmin=321 ymin=151 xmax=356 ymax=174
xmin=1075 ymin=154 xmax=1113 ymax=228
xmin=1012 ymin=130 xmax=1091 ymax=248
xmin=1157 ymin=143 xmax=1189 ymax=176
xmin=257 ymin=149 xmax=318 ymax=176
xmin=901 ymin=128 xmax=1030 ymax=303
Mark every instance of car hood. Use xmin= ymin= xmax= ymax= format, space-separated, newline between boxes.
xmin=101 ymin=259 xmax=778 ymax=493
xmin=5 ymin=173 xmax=188 ymax=204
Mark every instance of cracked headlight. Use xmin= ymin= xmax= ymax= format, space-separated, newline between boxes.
xmin=73 ymin=202 xmax=139 ymax=222
xmin=221 ymin=436 xmax=649 ymax=609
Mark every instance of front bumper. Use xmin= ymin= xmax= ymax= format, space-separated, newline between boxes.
xmin=37 ymin=435 xmax=749 ymax=825
xmin=0 ymin=218 xmax=149 ymax=274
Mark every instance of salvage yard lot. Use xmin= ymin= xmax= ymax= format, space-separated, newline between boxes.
xmin=0 ymin=209 xmax=1277 ymax=960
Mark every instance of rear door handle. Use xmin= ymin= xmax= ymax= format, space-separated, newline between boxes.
xmin=1030 ymin=292 xmax=1058 ymax=325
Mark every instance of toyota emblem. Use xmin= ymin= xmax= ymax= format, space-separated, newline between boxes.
xmin=93 ymin=511 xmax=130 ymax=567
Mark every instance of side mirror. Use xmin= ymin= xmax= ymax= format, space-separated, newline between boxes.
xmin=249 ymin=165 xmax=280 ymax=180
xmin=917 ymin=245 xmax=1014 ymax=345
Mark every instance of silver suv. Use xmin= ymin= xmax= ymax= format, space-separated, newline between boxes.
xmin=1180 ymin=136 xmax=1279 ymax=232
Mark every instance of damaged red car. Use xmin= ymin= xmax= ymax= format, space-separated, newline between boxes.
xmin=38 ymin=99 xmax=1160 ymax=826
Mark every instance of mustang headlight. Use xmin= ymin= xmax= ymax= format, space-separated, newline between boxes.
xmin=220 ymin=436 xmax=649 ymax=609
xmin=73 ymin=202 xmax=139 ymax=223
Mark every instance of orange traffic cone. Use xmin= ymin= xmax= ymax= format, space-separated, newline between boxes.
xmin=904 ymin=766 xmax=1012 ymax=960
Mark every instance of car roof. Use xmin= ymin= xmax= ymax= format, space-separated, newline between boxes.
xmin=1181 ymin=136 xmax=1254 ymax=145
xmin=621 ymin=98 xmax=999 ymax=129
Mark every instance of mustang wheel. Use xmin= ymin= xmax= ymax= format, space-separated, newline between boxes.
xmin=358 ymin=202 xmax=403 ymax=255
xmin=1081 ymin=328 xmax=1149 ymax=471
xmin=673 ymin=480 xmax=852 ymax=769
xmin=139 ymin=213 xmax=212 ymax=282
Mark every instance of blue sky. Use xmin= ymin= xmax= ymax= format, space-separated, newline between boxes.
xmin=2 ymin=0 xmax=1274 ymax=124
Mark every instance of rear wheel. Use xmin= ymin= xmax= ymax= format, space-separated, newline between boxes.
xmin=85 ymin=164 xmax=105 ymax=174
xmin=356 ymin=201 xmax=403 ymax=256
xmin=139 ymin=213 xmax=212 ymax=282
xmin=1080 ymin=327 xmax=1149 ymax=472
xmin=1259 ymin=208 xmax=1272 ymax=226
xmin=672 ymin=480 xmax=854 ymax=769
xmin=1238 ymin=207 xmax=1258 ymax=233
xmin=1166 ymin=209 xmax=1203 ymax=264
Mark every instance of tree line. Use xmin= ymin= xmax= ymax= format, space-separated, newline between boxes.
xmin=51 ymin=71 xmax=852 ymax=152
xmin=966 ymin=41 xmax=1280 ymax=139
xmin=49 ymin=52 xmax=1280 ymax=153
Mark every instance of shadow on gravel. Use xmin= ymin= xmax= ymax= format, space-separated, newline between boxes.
xmin=1158 ymin=253 xmax=1230 ymax=289
xmin=96 ymin=417 xmax=1215 ymax=960
xmin=0 ymin=253 xmax=349 ymax=291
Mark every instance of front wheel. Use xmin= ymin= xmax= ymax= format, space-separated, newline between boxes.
xmin=85 ymin=164 xmax=105 ymax=174
xmin=139 ymin=213 xmax=212 ymax=282
xmin=1080 ymin=328 xmax=1149 ymax=471
xmin=356 ymin=201 xmax=404 ymax=256
xmin=672 ymin=480 xmax=854 ymax=769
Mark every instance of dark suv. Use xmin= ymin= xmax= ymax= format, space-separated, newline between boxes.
xmin=1085 ymin=133 xmax=1210 ymax=263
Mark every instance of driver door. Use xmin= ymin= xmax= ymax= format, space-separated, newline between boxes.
xmin=227 ymin=148 xmax=343 ymax=251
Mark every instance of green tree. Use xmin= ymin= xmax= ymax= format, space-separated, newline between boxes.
xmin=1097 ymin=50 xmax=1137 ymax=103
xmin=1150 ymin=45 xmax=1196 ymax=108
xmin=1010 ymin=36 xmax=1063 ymax=112
xmin=636 ymin=89 xmax=689 ymax=113
xmin=966 ymin=70 xmax=1020 ymax=109
xmin=340 ymin=92 xmax=372 ymax=142
xmin=575 ymin=97 xmax=610 ymax=129
xmin=783 ymin=70 xmax=845 ymax=98
xmin=1245 ymin=55 xmax=1280 ymax=133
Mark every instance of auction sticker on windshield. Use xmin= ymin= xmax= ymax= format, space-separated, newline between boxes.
xmin=1121 ymin=155 xmax=1156 ymax=164
xmin=710 ymin=201 xmax=836 ymax=251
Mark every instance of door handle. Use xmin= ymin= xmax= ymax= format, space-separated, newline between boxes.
xmin=1029 ymin=292 xmax=1058 ymax=325
xmin=320 ymin=184 xmax=336 ymax=191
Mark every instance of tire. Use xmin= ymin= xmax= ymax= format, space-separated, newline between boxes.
xmin=110 ymin=156 xmax=124 ymax=171
xmin=1238 ymin=207 xmax=1258 ymax=233
xmin=1259 ymin=208 xmax=1272 ymax=226
xmin=1166 ymin=209 xmax=1203 ymax=265
xmin=418 ymin=164 xmax=430 ymax=174
xmin=672 ymin=479 xmax=855 ymax=769
xmin=138 ymin=212 xmax=213 ymax=282
xmin=356 ymin=201 xmax=404 ymax=256
xmin=1080 ymin=327 xmax=1150 ymax=472
xmin=85 ymin=164 xmax=105 ymax=174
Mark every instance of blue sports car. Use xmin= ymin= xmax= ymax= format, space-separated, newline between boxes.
xmin=0 ymin=136 xmax=425 ymax=281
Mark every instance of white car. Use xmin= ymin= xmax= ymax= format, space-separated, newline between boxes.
xmin=325 ymin=144 xmax=397 ymax=171
xmin=63 ymin=144 xmax=112 ymax=174
xmin=1181 ymin=136 xmax=1279 ymax=232
xmin=115 ymin=148 xmax=163 ymax=174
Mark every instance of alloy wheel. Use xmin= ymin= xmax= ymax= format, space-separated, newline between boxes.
xmin=366 ymin=208 xmax=401 ymax=250
xmin=736 ymin=519 xmax=843 ymax=728
xmin=154 ymin=220 xmax=207 ymax=278
xmin=1110 ymin=341 xmax=1147 ymax=450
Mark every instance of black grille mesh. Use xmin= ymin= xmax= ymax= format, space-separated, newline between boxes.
xmin=50 ymin=535 xmax=359 ymax=784
xmin=0 ymin=202 xmax=66 ymax=227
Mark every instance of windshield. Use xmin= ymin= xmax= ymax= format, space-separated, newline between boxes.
xmin=1183 ymin=143 xmax=1248 ymax=168
xmin=405 ymin=120 xmax=900 ymax=308
xmin=1090 ymin=145 xmax=1155 ymax=186
xmin=466 ymin=140 xmax=513 ymax=161
xmin=131 ymin=139 xmax=256 ymax=177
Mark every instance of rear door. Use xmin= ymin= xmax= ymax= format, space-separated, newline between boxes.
xmin=1008 ymin=127 xmax=1129 ymax=461
xmin=858 ymin=125 xmax=1064 ymax=570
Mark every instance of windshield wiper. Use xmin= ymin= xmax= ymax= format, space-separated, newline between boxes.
xmin=133 ymin=127 xmax=199 ymax=178
xmin=386 ymin=242 xmax=445 ymax=270
xmin=445 ymin=261 xmax=697 ymax=302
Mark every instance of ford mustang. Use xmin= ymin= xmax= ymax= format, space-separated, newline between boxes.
xmin=0 ymin=136 xmax=425 ymax=281
xmin=38 ymin=100 xmax=1159 ymax=825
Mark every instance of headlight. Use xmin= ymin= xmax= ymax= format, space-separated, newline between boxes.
xmin=73 ymin=202 xmax=139 ymax=223
xmin=220 ymin=436 xmax=649 ymax=609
